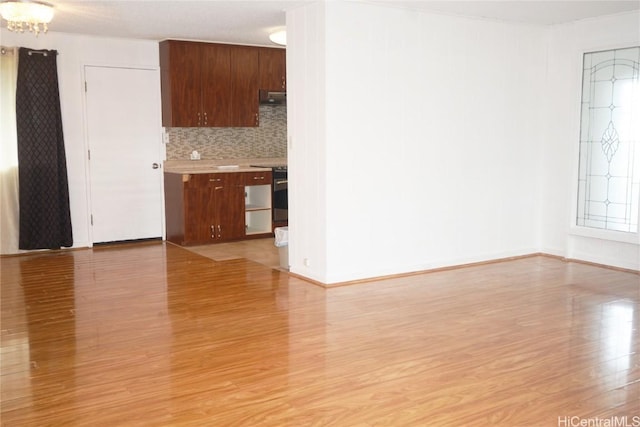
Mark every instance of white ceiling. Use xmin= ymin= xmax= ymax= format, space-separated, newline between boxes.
xmin=376 ymin=1 xmax=640 ymax=25
xmin=3 ymin=0 xmax=639 ymax=46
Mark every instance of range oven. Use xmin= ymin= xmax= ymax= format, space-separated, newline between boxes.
xmin=272 ymin=166 xmax=288 ymax=223
xmin=251 ymin=164 xmax=287 ymax=225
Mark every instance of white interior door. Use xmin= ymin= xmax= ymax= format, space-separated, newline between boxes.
xmin=85 ymin=65 xmax=163 ymax=244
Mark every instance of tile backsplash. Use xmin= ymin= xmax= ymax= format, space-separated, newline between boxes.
xmin=165 ymin=105 xmax=287 ymax=160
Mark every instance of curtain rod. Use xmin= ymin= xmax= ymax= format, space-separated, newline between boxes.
xmin=0 ymin=47 xmax=59 ymax=56
xmin=1 ymin=46 xmax=16 ymax=56
xmin=26 ymin=49 xmax=58 ymax=56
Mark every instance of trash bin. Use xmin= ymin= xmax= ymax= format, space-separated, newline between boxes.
xmin=274 ymin=227 xmax=288 ymax=270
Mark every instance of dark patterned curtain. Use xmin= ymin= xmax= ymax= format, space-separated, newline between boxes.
xmin=16 ymin=48 xmax=72 ymax=250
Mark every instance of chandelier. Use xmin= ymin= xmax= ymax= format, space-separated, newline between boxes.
xmin=0 ymin=0 xmax=54 ymax=36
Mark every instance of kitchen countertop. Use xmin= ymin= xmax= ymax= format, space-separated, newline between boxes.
xmin=164 ymin=157 xmax=286 ymax=174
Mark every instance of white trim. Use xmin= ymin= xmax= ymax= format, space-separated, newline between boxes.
xmin=568 ymin=47 xmax=586 ymax=245
xmin=568 ymin=42 xmax=640 ymax=245
xmin=570 ymin=225 xmax=639 ymax=245
xmin=80 ymin=63 xmax=94 ymax=248
xmin=81 ymin=64 xmax=165 ymax=245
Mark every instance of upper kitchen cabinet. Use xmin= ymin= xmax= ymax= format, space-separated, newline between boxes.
xmin=160 ymin=40 xmax=231 ymax=127
xmin=258 ymin=47 xmax=286 ymax=91
xmin=229 ymin=45 xmax=259 ymax=127
xmin=159 ymin=40 xmax=199 ymax=127
xmin=202 ymin=43 xmax=232 ymax=127
xmin=159 ymin=40 xmax=285 ymax=128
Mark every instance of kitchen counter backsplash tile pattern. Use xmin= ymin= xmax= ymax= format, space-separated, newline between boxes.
xmin=166 ymin=105 xmax=287 ymax=160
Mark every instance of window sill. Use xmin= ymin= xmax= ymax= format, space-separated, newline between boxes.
xmin=570 ymin=226 xmax=639 ymax=245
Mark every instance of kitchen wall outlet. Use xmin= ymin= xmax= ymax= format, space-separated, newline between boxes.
xmin=303 ymin=258 xmax=310 ymax=267
xmin=162 ymin=130 xmax=169 ymax=144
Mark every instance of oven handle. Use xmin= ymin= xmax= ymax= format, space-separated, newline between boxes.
xmin=275 ymin=180 xmax=288 ymax=185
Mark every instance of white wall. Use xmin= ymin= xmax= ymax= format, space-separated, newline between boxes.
xmin=287 ymin=1 xmax=329 ymax=283
xmin=0 ymin=29 xmax=160 ymax=250
xmin=288 ymin=2 xmax=549 ymax=283
xmin=542 ymin=12 xmax=640 ymax=271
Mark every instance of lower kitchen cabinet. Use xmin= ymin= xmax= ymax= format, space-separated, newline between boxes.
xmin=164 ymin=171 xmax=272 ymax=245
xmin=188 ymin=173 xmax=245 ymax=243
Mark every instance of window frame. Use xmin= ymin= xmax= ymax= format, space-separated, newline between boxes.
xmin=569 ymin=43 xmax=640 ymax=246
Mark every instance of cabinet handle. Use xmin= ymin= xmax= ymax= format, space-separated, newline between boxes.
xmin=197 ymin=112 xmax=201 ymax=126
xmin=253 ymin=176 xmax=264 ymax=180
xmin=214 ymin=186 xmax=223 ymax=190
xmin=210 ymin=225 xmax=215 ymax=239
xmin=217 ymin=224 xmax=221 ymax=238
xmin=254 ymin=112 xmax=258 ymax=126
xmin=204 ymin=112 xmax=208 ymax=126
xmin=282 ymin=77 xmax=285 ymax=89
xmin=209 ymin=178 xmax=221 ymax=182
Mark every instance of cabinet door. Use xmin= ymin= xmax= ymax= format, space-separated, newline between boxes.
xmin=160 ymin=40 xmax=202 ymax=127
xmin=164 ymin=173 xmax=186 ymax=244
xmin=184 ymin=174 xmax=217 ymax=244
xmin=258 ymin=48 xmax=286 ymax=91
xmin=201 ymin=43 xmax=232 ymax=127
xmin=214 ymin=173 xmax=245 ymax=240
xmin=230 ymin=45 xmax=259 ymax=127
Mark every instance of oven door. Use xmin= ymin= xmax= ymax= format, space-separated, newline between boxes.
xmin=273 ymin=172 xmax=288 ymax=223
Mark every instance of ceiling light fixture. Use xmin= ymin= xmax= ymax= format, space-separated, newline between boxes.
xmin=269 ymin=30 xmax=286 ymax=46
xmin=0 ymin=0 xmax=54 ymax=36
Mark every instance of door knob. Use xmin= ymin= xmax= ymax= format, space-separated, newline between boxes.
xmin=152 ymin=163 xmax=160 ymax=169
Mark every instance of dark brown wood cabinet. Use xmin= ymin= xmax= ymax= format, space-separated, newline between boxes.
xmin=164 ymin=171 xmax=273 ymax=246
xmin=229 ymin=45 xmax=259 ymax=127
xmin=188 ymin=173 xmax=245 ymax=242
xmin=165 ymin=172 xmax=244 ymax=245
xmin=159 ymin=40 xmax=198 ymax=127
xmin=160 ymin=40 xmax=231 ymax=127
xmin=258 ymin=47 xmax=286 ymax=91
xmin=242 ymin=170 xmax=271 ymax=185
xmin=160 ymin=40 xmax=286 ymax=128
xmin=202 ymin=43 xmax=232 ymax=127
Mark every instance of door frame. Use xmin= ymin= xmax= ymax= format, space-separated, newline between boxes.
xmin=81 ymin=63 xmax=166 ymax=246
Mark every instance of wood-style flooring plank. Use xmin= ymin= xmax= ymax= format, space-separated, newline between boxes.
xmin=1 ymin=243 xmax=638 ymax=426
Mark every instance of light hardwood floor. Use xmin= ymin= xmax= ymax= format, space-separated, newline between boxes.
xmin=1 ymin=242 xmax=638 ymax=426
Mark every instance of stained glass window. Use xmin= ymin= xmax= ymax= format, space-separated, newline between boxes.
xmin=576 ymin=46 xmax=640 ymax=233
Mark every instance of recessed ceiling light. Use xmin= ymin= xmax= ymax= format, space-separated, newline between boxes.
xmin=269 ymin=30 xmax=286 ymax=46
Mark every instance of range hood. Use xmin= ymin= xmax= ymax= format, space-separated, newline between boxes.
xmin=259 ymin=90 xmax=286 ymax=105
